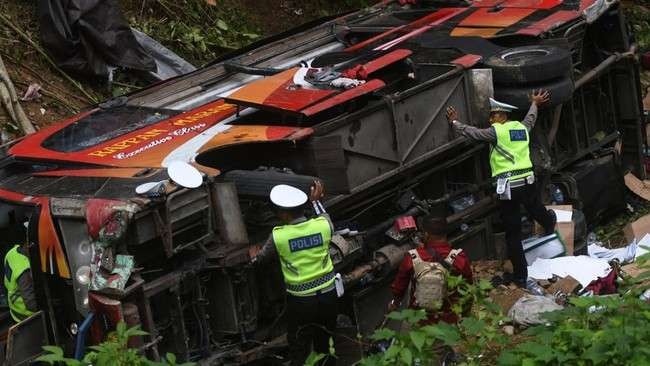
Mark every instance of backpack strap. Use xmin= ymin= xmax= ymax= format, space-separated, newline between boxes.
xmin=423 ymin=246 xmax=452 ymax=271
xmin=408 ymin=249 xmax=423 ymax=265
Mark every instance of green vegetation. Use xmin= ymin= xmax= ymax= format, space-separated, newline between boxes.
xmin=308 ymin=252 xmax=650 ymax=365
xmin=359 ymin=277 xmax=509 ymax=366
xmin=498 ymin=253 xmax=650 ymax=365
xmin=627 ymin=3 xmax=650 ymax=51
xmin=128 ymin=0 xmax=261 ymax=66
xmin=37 ymin=322 xmax=194 ymax=366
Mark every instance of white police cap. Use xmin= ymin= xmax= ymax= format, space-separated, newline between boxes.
xmin=270 ymin=184 xmax=308 ymax=208
xmin=489 ymin=97 xmax=518 ymax=113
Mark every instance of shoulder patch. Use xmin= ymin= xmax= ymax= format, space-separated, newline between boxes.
xmin=509 ymin=129 xmax=527 ymax=141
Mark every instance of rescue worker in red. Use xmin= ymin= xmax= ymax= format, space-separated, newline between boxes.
xmin=389 ymin=215 xmax=473 ymax=324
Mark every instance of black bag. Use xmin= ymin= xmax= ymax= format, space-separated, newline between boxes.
xmin=38 ymin=0 xmax=156 ymax=79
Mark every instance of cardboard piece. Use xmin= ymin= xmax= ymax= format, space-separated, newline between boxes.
xmin=490 ymin=287 xmax=527 ymax=313
xmin=623 ymin=215 xmax=650 ymax=243
xmin=546 ymin=275 xmax=581 ymax=295
xmin=534 ymin=205 xmax=574 ymax=255
xmin=624 ymin=173 xmax=650 ymax=202
xmin=622 ymin=262 xmax=645 ymax=278
xmin=621 ymin=262 xmax=650 ymax=292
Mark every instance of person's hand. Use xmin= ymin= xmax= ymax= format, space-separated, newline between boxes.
xmin=530 ymin=89 xmax=550 ymax=106
xmin=309 ymin=180 xmax=324 ymax=202
xmin=446 ymin=106 xmax=458 ymax=123
xmin=248 ymin=245 xmax=262 ymax=259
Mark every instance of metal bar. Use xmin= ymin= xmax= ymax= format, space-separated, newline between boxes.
xmin=401 ymin=76 xmax=464 ymax=162
xmin=74 ymin=312 xmax=96 ymax=360
xmin=313 ymin=66 xmax=463 ymax=136
xmin=574 ymin=45 xmax=636 ymax=89
xmin=579 ymin=87 xmax=590 ymax=147
xmin=173 ymin=233 xmax=213 ymax=254
xmin=548 ymin=104 xmax=564 ymax=146
xmin=140 ymin=295 xmax=161 ymax=361
xmin=172 ymin=289 xmax=190 ymax=361
xmin=569 ymin=100 xmax=580 ymax=154
xmin=555 ymin=131 xmax=620 ymax=169
xmin=327 ymin=141 xmax=484 ymax=211
xmin=606 ymin=70 xmax=618 ymax=131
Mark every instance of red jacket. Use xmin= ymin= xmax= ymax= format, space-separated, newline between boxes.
xmin=390 ymin=240 xmax=473 ymax=324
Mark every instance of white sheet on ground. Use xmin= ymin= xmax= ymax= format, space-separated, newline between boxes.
xmin=527 ymin=256 xmax=612 ymax=288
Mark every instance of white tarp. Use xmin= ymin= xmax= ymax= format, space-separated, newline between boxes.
xmin=528 ymin=256 xmax=612 ymax=288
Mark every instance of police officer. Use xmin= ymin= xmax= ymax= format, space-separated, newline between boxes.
xmin=4 ymin=238 xmax=37 ymax=323
xmin=445 ymin=90 xmax=556 ymax=288
xmin=249 ymin=181 xmax=336 ymax=366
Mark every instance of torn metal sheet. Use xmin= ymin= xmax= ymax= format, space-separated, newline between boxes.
xmin=90 ymin=252 xmax=134 ymax=291
xmin=85 ymin=199 xmax=137 ymax=241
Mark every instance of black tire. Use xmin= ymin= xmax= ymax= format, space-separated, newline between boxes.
xmin=494 ymin=77 xmax=574 ymax=110
xmin=221 ymin=169 xmax=319 ymax=197
xmin=485 ymin=45 xmax=572 ymax=85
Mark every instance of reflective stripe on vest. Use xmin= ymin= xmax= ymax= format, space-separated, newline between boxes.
xmin=4 ymin=245 xmax=33 ymax=322
xmin=490 ymin=121 xmax=533 ymax=181
xmin=272 ymin=216 xmax=334 ymax=296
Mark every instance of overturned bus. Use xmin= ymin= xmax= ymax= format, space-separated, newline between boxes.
xmin=0 ymin=0 xmax=644 ymax=363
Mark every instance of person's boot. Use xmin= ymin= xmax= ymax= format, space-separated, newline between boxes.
xmin=543 ymin=209 xmax=557 ymax=236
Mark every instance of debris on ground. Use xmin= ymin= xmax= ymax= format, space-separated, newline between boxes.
xmin=508 ymin=294 xmax=563 ymax=326
xmin=523 ymin=233 xmax=567 ymax=265
xmin=20 ymin=82 xmax=41 ymax=102
xmin=545 ymin=275 xmax=581 ymax=296
xmin=624 ymin=213 xmax=650 ymax=243
xmin=534 ymin=205 xmax=575 ymax=254
xmin=490 ymin=286 xmax=527 ymax=314
xmin=624 ymin=172 xmax=650 ymax=202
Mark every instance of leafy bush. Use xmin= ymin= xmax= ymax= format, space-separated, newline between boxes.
xmin=310 ymin=252 xmax=650 ymax=365
xmin=37 ymin=321 xmax=194 ymax=366
xmin=129 ymin=0 xmax=260 ymax=66
xmin=498 ymin=254 xmax=650 ymax=365
xmin=626 ymin=4 xmax=650 ymax=51
xmin=309 ymin=275 xmax=510 ymax=366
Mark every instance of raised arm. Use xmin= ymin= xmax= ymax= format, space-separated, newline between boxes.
xmin=522 ymin=89 xmax=550 ymax=131
xmin=445 ymin=106 xmax=497 ymax=143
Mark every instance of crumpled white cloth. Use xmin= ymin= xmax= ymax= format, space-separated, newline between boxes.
xmin=330 ymin=77 xmax=365 ymax=89
xmin=528 ymin=256 xmax=612 ymax=288
xmin=508 ymin=294 xmax=563 ymax=326
xmin=588 ymin=242 xmax=638 ymax=263
xmin=588 ymin=234 xmax=650 ymax=263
